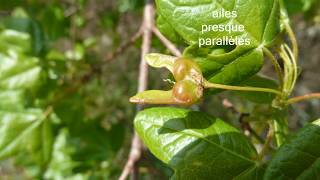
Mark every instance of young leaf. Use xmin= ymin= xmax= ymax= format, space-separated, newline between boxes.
xmin=264 ymin=119 xmax=320 ymax=180
xmin=134 ymin=107 xmax=264 ymax=179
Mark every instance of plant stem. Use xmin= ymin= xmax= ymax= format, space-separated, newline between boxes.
xmin=262 ymin=47 xmax=284 ymax=87
xmin=203 ymin=81 xmax=282 ymax=95
xmin=152 ymin=26 xmax=182 ymax=57
xmin=106 ymin=29 xmax=142 ymax=62
xmin=288 ymin=93 xmax=320 ymax=104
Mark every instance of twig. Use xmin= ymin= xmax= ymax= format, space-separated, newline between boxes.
xmin=258 ymin=123 xmax=274 ymax=160
xmin=119 ymin=133 xmax=143 ymax=180
xmin=222 ymin=99 xmax=265 ymax=144
xmin=106 ymin=29 xmax=142 ymax=62
xmin=239 ymin=113 xmax=265 ymax=144
xmin=119 ymin=1 xmax=154 ymax=180
xmin=152 ymin=26 xmax=182 ymax=57
xmin=288 ymin=93 xmax=320 ymax=104
xmin=43 ymin=106 xmax=53 ymax=119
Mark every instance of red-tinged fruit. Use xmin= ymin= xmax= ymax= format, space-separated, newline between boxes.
xmin=173 ymin=58 xmax=202 ymax=81
xmin=172 ymin=80 xmax=203 ymax=106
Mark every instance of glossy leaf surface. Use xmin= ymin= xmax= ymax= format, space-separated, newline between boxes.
xmin=156 ymin=0 xmax=280 ymax=46
xmin=135 ymin=107 xmax=263 ymax=179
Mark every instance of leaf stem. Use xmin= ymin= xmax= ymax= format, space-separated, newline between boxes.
xmin=285 ymin=23 xmax=299 ymax=61
xmin=278 ymin=44 xmax=298 ymax=96
xmin=262 ymin=47 xmax=284 ymax=87
xmin=203 ymin=81 xmax=282 ymax=95
xmin=288 ymin=93 xmax=320 ymax=104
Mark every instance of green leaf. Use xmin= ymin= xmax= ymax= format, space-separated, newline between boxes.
xmin=234 ymin=75 xmax=278 ymax=104
xmin=0 ymin=90 xmax=25 ymax=110
xmin=135 ymin=107 xmax=264 ymax=179
xmin=157 ymin=15 xmax=185 ymax=44
xmin=0 ymin=29 xmax=31 ymax=53
xmin=0 ymin=109 xmax=51 ymax=160
xmin=29 ymin=116 xmax=54 ymax=165
xmin=0 ymin=54 xmax=42 ymax=90
xmin=2 ymin=17 xmax=47 ymax=55
xmin=0 ymin=28 xmax=52 ymax=165
xmin=264 ymin=119 xmax=320 ymax=180
xmin=155 ymin=0 xmax=280 ymax=46
xmin=184 ymin=45 xmax=264 ymax=91
xmin=44 ymin=128 xmax=84 ymax=179
xmin=156 ymin=0 xmax=281 ymax=87
xmin=283 ymin=0 xmax=317 ymax=15
xmin=0 ymin=30 xmax=43 ymax=91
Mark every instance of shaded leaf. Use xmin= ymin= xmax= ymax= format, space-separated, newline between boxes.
xmin=234 ymin=75 xmax=278 ymax=104
xmin=135 ymin=107 xmax=263 ymax=179
xmin=264 ymin=119 xmax=320 ymax=180
xmin=2 ymin=17 xmax=47 ymax=55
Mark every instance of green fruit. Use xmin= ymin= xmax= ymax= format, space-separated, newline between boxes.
xmin=172 ymin=80 xmax=202 ymax=106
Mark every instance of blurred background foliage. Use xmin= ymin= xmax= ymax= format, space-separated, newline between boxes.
xmin=0 ymin=0 xmax=319 ymax=179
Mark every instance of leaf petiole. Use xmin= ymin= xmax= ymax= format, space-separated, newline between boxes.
xmin=262 ymin=47 xmax=284 ymax=88
xmin=285 ymin=23 xmax=298 ymax=61
xmin=203 ymin=81 xmax=282 ymax=95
